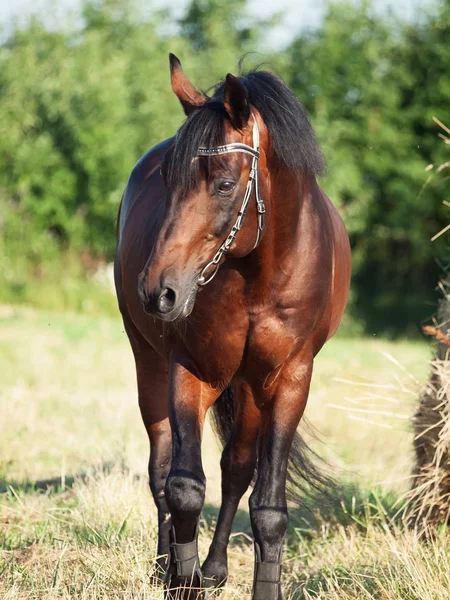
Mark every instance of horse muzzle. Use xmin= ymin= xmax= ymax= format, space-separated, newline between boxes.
xmin=137 ymin=274 xmax=198 ymax=322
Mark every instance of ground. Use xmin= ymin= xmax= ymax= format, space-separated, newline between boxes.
xmin=1 ymin=305 xmax=449 ymax=599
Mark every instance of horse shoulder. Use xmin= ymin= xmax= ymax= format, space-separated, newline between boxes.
xmin=318 ymin=187 xmax=352 ymax=342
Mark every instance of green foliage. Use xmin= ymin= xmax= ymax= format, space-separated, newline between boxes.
xmin=0 ymin=206 xmax=118 ymax=315
xmin=0 ymin=0 xmax=448 ymax=333
xmin=285 ymin=0 xmax=449 ymax=334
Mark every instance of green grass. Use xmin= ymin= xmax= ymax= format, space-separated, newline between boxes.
xmin=2 ymin=305 xmax=449 ymax=599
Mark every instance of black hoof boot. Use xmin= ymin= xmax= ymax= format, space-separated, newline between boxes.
xmin=164 ymin=527 xmax=203 ymax=600
xmin=251 ymin=543 xmax=282 ymax=600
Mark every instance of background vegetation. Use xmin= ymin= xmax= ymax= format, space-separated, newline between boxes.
xmin=0 ymin=0 xmax=449 ymax=333
xmin=2 ymin=2 xmax=450 ymax=597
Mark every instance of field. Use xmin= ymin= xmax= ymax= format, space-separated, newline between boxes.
xmin=1 ymin=305 xmax=450 ymax=599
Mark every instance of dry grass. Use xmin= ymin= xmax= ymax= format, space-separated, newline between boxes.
xmin=3 ymin=469 xmax=450 ymax=600
xmin=408 ymin=277 xmax=450 ymax=533
xmin=2 ymin=305 xmax=448 ymax=599
xmin=409 ymin=114 xmax=450 ymax=532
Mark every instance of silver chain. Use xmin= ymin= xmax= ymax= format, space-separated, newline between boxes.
xmin=196 ymin=115 xmax=265 ymax=287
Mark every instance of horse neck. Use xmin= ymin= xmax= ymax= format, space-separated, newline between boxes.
xmin=244 ymin=167 xmax=320 ymax=294
xmin=264 ymin=166 xmax=315 ymax=249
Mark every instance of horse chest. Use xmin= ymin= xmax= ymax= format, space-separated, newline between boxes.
xmin=246 ymin=311 xmax=302 ymax=378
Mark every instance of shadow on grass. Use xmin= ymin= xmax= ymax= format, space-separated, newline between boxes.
xmin=202 ymin=482 xmax=406 ymax=599
xmin=1 ymin=465 xmax=407 ymax=550
xmin=288 ymin=481 xmax=405 ymax=539
xmin=1 ymin=467 xmax=409 ymax=597
xmin=0 ymin=474 xmax=77 ymax=494
xmin=202 ymin=503 xmax=252 ymax=543
xmin=202 ymin=480 xmax=406 ymax=553
xmin=0 ymin=461 xmax=139 ymax=495
xmin=283 ymin=483 xmax=409 ymax=600
xmin=1 ymin=466 xmax=405 ymax=535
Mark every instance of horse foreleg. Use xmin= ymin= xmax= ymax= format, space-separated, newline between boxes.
xmin=249 ymin=353 xmax=313 ymax=600
xmin=146 ymin=418 xmax=172 ymax=578
xmin=127 ymin=323 xmax=172 ymax=580
xmin=164 ymin=358 xmax=218 ymax=597
xmin=202 ymin=384 xmax=261 ymax=589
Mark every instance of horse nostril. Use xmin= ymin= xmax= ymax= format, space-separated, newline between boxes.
xmin=158 ymin=287 xmax=176 ymax=314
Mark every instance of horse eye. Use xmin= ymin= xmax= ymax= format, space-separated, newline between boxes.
xmin=217 ymin=180 xmax=235 ymax=194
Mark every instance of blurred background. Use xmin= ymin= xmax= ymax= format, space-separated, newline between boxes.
xmin=2 ymin=2 xmax=450 ymax=597
xmin=0 ymin=0 xmax=449 ymax=336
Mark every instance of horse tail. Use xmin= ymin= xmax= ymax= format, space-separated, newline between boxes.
xmin=286 ymin=428 xmax=334 ymax=503
xmin=210 ymin=387 xmax=235 ymax=449
xmin=210 ymin=386 xmax=333 ymax=503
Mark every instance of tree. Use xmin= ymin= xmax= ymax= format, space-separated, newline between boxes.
xmin=285 ymin=0 xmax=448 ymax=334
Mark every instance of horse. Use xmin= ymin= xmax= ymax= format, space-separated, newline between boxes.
xmin=114 ymin=53 xmax=351 ymax=599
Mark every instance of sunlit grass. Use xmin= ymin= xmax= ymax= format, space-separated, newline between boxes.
xmin=1 ymin=305 xmax=442 ymax=599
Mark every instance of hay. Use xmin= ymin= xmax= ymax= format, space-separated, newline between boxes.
xmin=409 ymin=276 xmax=450 ymax=532
xmin=408 ymin=118 xmax=450 ymax=533
xmin=410 ymin=345 xmax=450 ymax=531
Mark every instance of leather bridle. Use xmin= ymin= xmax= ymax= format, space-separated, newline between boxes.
xmin=196 ymin=115 xmax=265 ymax=286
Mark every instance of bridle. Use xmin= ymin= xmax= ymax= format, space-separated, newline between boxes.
xmin=196 ymin=114 xmax=265 ymax=286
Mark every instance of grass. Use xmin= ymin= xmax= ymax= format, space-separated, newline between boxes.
xmin=1 ymin=304 xmax=449 ymax=599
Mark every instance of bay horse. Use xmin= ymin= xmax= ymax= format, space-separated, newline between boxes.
xmin=115 ymin=54 xmax=351 ymax=599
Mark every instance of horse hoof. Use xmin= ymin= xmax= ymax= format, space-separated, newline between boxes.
xmin=201 ymin=557 xmax=227 ymax=594
xmin=202 ymin=574 xmax=227 ymax=592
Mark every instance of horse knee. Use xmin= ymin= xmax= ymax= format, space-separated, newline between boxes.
xmin=165 ymin=470 xmax=206 ymax=523
xmin=249 ymin=496 xmax=288 ymax=553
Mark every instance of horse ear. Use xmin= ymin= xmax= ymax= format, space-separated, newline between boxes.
xmin=169 ymin=53 xmax=205 ymax=116
xmin=223 ymin=73 xmax=250 ymax=130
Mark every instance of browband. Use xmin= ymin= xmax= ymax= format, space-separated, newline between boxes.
xmin=198 ymin=143 xmax=260 ymax=159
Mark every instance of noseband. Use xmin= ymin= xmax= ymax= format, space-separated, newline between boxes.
xmin=196 ymin=115 xmax=265 ymax=286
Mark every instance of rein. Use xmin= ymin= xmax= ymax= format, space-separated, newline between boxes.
xmin=196 ymin=115 xmax=266 ymax=286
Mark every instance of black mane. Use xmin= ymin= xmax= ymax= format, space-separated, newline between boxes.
xmin=167 ymin=69 xmax=325 ymax=191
